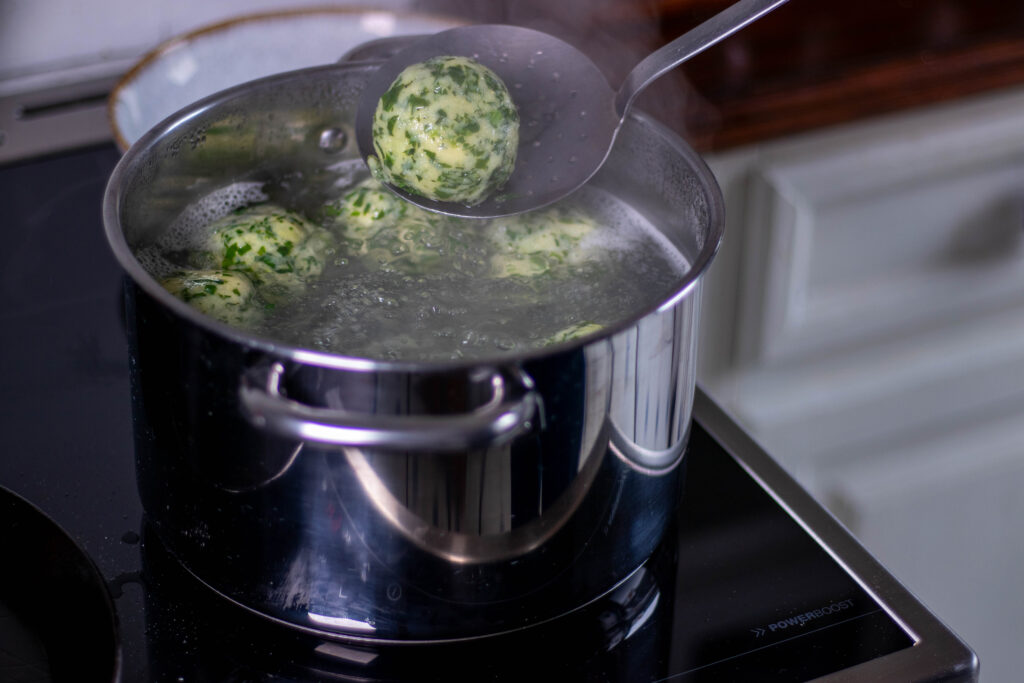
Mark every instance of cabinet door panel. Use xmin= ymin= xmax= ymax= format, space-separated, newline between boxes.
xmin=735 ymin=90 xmax=1024 ymax=365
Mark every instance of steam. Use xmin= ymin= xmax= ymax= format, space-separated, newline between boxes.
xmin=411 ymin=0 xmax=708 ymax=141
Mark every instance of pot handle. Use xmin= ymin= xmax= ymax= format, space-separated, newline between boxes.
xmin=239 ymin=363 xmax=539 ymax=451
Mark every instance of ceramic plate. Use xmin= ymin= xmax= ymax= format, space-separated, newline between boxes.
xmin=109 ymin=7 xmax=462 ymax=150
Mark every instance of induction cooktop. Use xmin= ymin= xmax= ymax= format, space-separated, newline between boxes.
xmin=0 ymin=82 xmax=978 ymax=682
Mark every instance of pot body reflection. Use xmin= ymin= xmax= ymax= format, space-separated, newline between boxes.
xmin=129 ymin=280 xmax=698 ymax=641
xmin=138 ymin=515 xmax=678 ymax=681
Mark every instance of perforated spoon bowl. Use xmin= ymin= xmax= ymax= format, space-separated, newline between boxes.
xmin=356 ymin=0 xmax=788 ymax=218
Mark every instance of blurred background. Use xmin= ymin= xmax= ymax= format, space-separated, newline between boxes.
xmin=3 ymin=0 xmax=1022 ymax=679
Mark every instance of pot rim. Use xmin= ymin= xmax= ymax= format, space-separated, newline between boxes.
xmin=103 ymin=61 xmax=724 ymax=373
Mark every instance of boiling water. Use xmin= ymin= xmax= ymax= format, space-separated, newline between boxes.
xmin=141 ymin=164 xmax=691 ymax=362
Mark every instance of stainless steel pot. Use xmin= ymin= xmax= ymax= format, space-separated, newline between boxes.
xmin=103 ymin=61 xmax=723 ymax=643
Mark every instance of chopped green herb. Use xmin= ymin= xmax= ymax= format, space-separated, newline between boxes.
xmin=370 ymin=55 xmax=519 ymax=204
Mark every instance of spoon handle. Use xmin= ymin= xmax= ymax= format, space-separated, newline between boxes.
xmin=615 ymin=0 xmax=789 ymax=120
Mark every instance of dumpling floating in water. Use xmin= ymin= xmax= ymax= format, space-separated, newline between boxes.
xmin=160 ymin=269 xmax=263 ymax=327
xmin=196 ymin=204 xmax=333 ymax=303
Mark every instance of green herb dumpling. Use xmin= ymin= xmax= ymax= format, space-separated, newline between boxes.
xmin=369 ymin=55 xmax=519 ymax=205
xmin=326 ymin=177 xmax=482 ymax=275
xmin=487 ymin=205 xmax=598 ymax=278
xmin=327 ymin=177 xmax=419 ymax=243
xmin=200 ymin=204 xmax=331 ymax=301
xmin=160 ymin=270 xmax=262 ymax=327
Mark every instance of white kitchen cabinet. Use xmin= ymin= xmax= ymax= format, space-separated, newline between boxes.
xmin=822 ymin=406 xmax=1024 ymax=683
xmin=698 ymin=84 xmax=1024 ymax=682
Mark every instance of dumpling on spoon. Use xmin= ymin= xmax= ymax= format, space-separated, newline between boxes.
xmin=368 ymin=55 xmax=519 ymax=206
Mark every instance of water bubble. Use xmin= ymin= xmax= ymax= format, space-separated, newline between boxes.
xmin=579 ymin=110 xmax=587 ymax=119
xmin=569 ymin=156 xmax=578 ymax=164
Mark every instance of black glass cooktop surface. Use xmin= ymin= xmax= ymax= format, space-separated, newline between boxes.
xmin=0 ymin=142 xmax=976 ymax=682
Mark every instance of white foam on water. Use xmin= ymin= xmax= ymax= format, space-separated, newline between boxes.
xmin=161 ymin=182 xmax=268 ymax=251
xmin=136 ymin=182 xmax=269 ymax=279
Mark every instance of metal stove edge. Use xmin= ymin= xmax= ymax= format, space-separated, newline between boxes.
xmin=693 ymin=386 xmax=980 ymax=683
